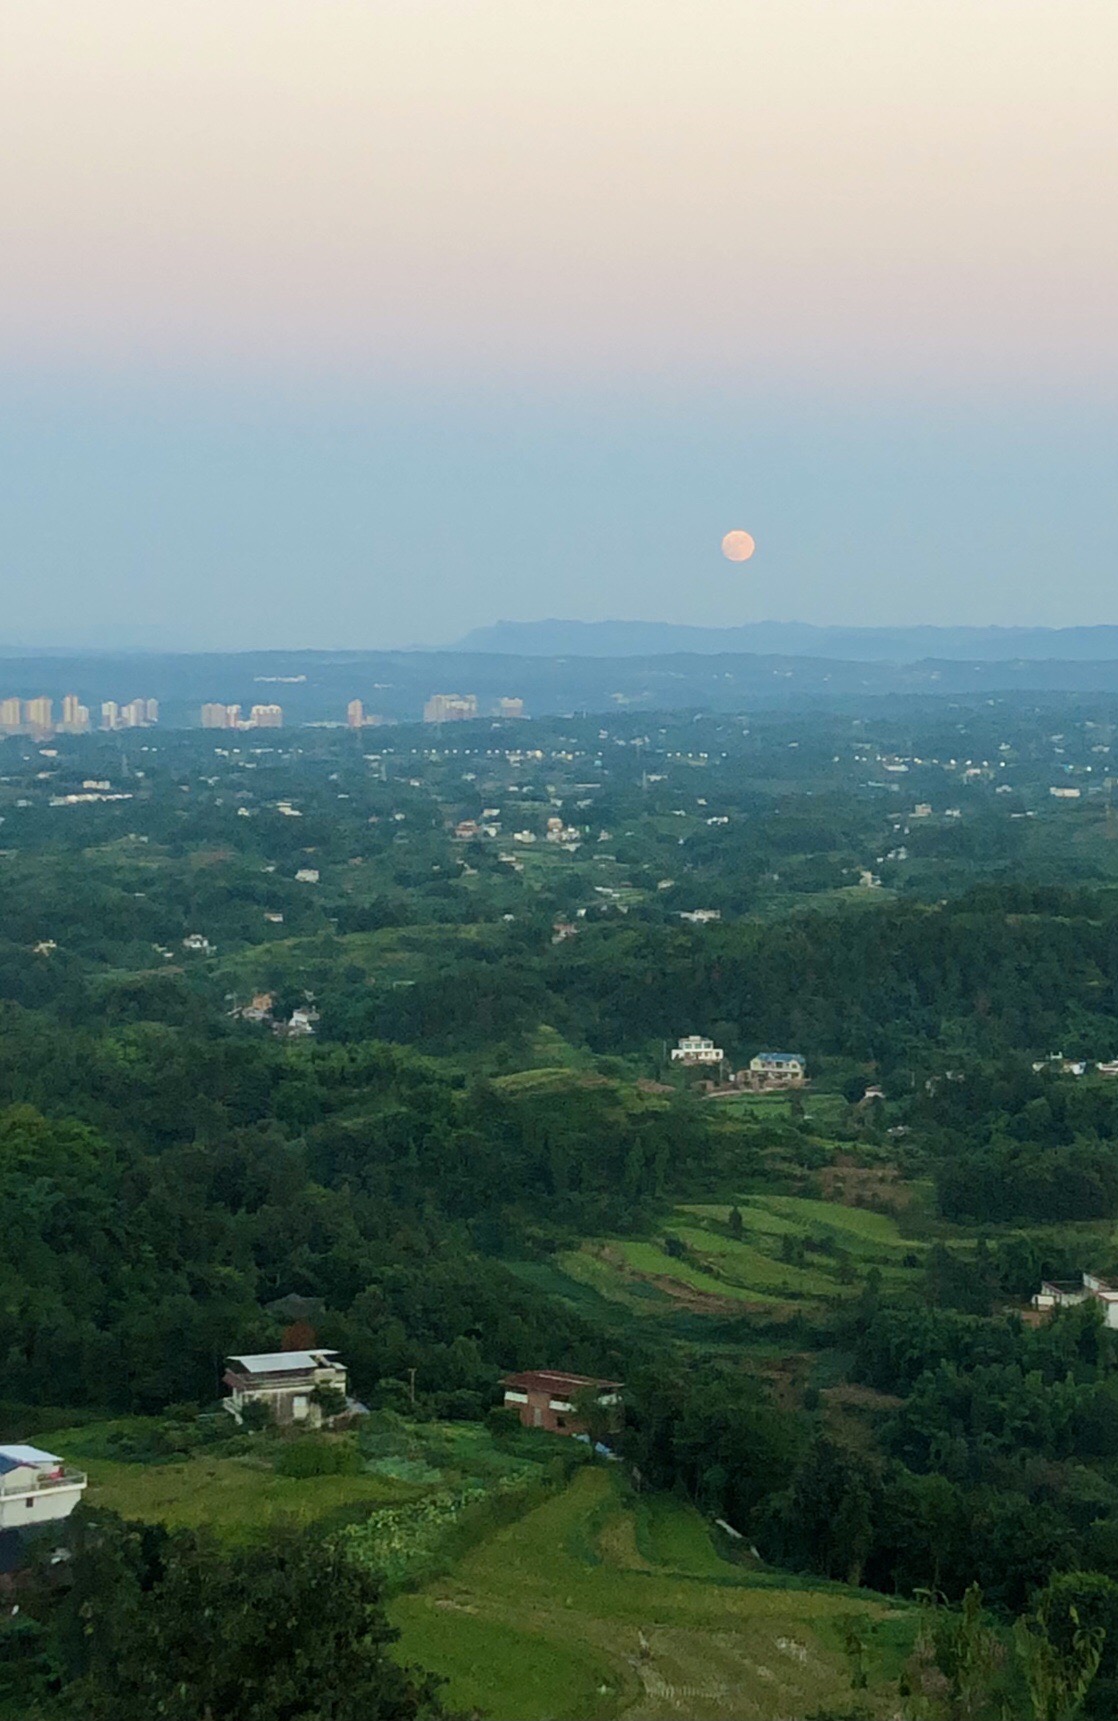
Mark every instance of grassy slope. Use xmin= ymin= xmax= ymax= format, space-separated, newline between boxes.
xmin=47 ymin=1424 xmax=414 ymax=1542
xmin=392 ymin=1465 xmax=913 ymax=1721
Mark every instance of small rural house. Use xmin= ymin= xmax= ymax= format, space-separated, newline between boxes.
xmin=671 ymin=1034 xmax=724 ymax=1067
xmin=222 ymin=1350 xmax=349 ymax=1427
xmin=0 ymin=1446 xmax=87 ymax=1530
xmin=500 ymin=1370 xmax=622 ymax=1437
xmin=1033 ymin=1272 xmax=1118 ymax=1329
xmin=746 ymin=1052 xmax=806 ymax=1089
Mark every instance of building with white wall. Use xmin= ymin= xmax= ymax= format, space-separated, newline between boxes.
xmin=0 ymin=1446 xmax=87 ymax=1530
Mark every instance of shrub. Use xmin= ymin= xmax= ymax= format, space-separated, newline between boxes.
xmin=275 ymin=1436 xmax=361 ymax=1478
xmin=239 ymin=1400 xmax=273 ymax=1434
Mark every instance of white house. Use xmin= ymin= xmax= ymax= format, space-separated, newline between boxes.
xmin=1033 ymin=1272 xmax=1118 ymax=1329
xmin=671 ymin=1035 xmax=724 ymax=1066
xmin=222 ymin=1350 xmax=349 ymax=1427
xmin=0 ymin=1446 xmax=87 ymax=1530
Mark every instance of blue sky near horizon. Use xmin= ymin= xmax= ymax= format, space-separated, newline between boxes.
xmin=2 ymin=379 xmax=1115 ymax=650
xmin=1 ymin=2 xmax=1116 ymax=650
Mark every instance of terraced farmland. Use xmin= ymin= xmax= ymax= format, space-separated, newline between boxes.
xmin=552 ymin=1192 xmax=928 ymax=1319
xmin=392 ymin=1464 xmax=914 ymax=1720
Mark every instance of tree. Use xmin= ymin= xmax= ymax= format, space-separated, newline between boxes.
xmin=310 ymin=1383 xmax=349 ymax=1421
xmin=239 ymin=1399 xmax=274 ymax=1433
xmin=1013 ymin=1597 xmax=1104 ymax=1721
xmin=759 ymin=1436 xmax=877 ymax=1586
xmin=916 ymin=1583 xmax=1006 ymax=1721
xmin=23 ymin=1512 xmax=448 ymax=1721
xmin=1031 ymin=1573 xmax=1118 ymax=1719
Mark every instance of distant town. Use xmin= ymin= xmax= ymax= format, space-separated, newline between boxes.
xmin=0 ymin=695 xmax=160 ymax=736
xmin=0 ymin=691 xmax=524 ymax=737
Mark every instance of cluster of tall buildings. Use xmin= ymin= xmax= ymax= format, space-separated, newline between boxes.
xmin=0 ymin=695 xmax=157 ymax=736
xmin=345 ymin=700 xmax=385 ymax=730
xmin=422 ymin=693 xmax=524 ymax=723
xmin=200 ymin=703 xmax=283 ymax=730
xmin=101 ymin=699 xmax=159 ymax=731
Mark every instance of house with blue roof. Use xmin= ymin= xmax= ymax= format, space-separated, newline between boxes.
xmin=0 ymin=1445 xmax=87 ymax=1530
xmin=746 ymin=1052 xmax=807 ymax=1089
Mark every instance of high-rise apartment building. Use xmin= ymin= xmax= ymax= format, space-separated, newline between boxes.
xmin=423 ymin=693 xmax=478 ymax=723
xmin=24 ymin=697 xmax=53 ymax=732
xmin=0 ymin=697 xmax=22 ymax=731
xmin=496 ymin=697 xmax=525 ymax=719
xmin=60 ymin=694 xmax=90 ymax=733
xmin=101 ymin=697 xmax=156 ymax=729
xmin=347 ymin=699 xmax=364 ymax=728
xmin=201 ymin=703 xmax=240 ymax=728
xmin=249 ymin=704 xmax=283 ymax=728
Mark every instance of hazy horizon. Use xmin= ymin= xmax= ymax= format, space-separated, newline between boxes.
xmin=3 ymin=2 xmax=1116 ymax=649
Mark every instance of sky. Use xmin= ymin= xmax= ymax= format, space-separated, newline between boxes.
xmin=1 ymin=0 xmax=1116 ymax=649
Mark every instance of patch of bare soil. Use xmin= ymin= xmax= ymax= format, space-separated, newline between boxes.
xmin=822 ymin=1381 xmax=904 ymax=1412
xmin=818 ymin=1159 xmax=910 ymax=1211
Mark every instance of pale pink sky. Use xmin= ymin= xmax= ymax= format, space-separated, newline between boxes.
xmin=3 ymin=0 xmax=1117 ymax=386
xmin=2 ymin=3 xmax=1116 ymax=645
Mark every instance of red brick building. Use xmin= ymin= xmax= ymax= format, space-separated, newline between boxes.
xmin=500 ymin=1369 xmax=622 ymax=1436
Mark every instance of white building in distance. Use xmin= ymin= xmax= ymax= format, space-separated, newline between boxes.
xmin=222 ymin=1350 xmax=349 ymax=1427
xmin=0 ymin=1446 xmax=87 ymax=1530
xmin=671 ymin=1035 xmax=724 ymax=1066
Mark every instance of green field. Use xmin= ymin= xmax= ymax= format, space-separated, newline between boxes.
xmin=550 ymin=1192 xmax=927 ymax=1320
xmin=47 ymin=1414 xmax=916 ymax=1716
xmin=392 ymin=1465 xmax=913 ymax=1721
xmin=47 ymin=1423 xmax=415 ymax=1542
xmin=44 ymin=1416 xmax=560 ymax=1552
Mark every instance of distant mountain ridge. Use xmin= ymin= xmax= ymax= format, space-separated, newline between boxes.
xmin=457 ymin=619 xmax=1118 ymax=662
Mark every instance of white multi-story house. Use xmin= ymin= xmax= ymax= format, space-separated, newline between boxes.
xmin=1033 ymin=1272 xmax=1118 ymax=1329
xmin=0 ymin=1446 xmax=87 ymax=1530
xmin=671 ymin=1035 xmax=724 ymax=1066
xmin=222 ymin=1350 xmax=350 ymax=1427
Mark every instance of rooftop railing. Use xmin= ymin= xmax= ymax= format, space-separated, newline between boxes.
xmin=1 ymin=1467 xmax=87 ymax=1495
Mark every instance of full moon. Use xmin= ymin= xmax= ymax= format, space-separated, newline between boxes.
xmin=721 ymin=530 xmax=755 ymax=563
